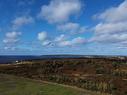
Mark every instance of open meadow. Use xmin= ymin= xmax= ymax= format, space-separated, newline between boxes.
xmin=0 ymin=74 xmax=105 ymax=95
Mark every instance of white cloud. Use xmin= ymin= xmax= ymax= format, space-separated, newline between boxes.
xmin=37 ymin=33 xmax=86 ymax=47
xmin=12 ymin=16 xmax=34 ymax=30
xmin=59 ymin=41 xmax=72 ymax=46
xmin=91 ymin=33 xmax=127 ymax=43
xmin=42 ymin=40 xmax=51 ymax=46
xmin=58 ymin=37 xmax=86 ymax=47
xmin=3 ymin=31 xmax=22 ymax=50
xmin=92 ymin=0 xmax=127 ymax=45
xmin=38 ymin=31 xmax=52 ymax=46
xmin=57 ymin=22 xmax=87 ymax=34
xmin=38 ymin=32 xmax=47 ymax=41
xmin=72 ymin=37 xmax=86 ymax=44
xmin=94 ymin=22 xmax=127 ymax=35
xmin=4 ymin=46 xmax=16 ymax=51
xmin=54 ymin=34 xmax=66 ymax=42
xmin=3 ymin=31 xmax=22 ymax=44
xmin=2 ymin=16 xmax=33 ymax=50
xmin=95 ymin=0 xmax=127 ymax=22
xmin=38 ymin=0 xmax=82 ymax=24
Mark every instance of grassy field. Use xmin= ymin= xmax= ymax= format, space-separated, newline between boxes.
xmin=0 ymin=74 xmax=103 ymax=95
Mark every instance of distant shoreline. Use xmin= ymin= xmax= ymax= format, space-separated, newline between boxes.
xmin=0 ymin=55 xmax=126 ymax=64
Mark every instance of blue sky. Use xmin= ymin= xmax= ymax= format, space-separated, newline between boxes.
xmin=0 ymin=0 xmax=127 ymax=55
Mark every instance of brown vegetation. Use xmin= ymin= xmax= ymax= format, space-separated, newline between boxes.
xmin=0 ymin=57 xmax=127 ymax=95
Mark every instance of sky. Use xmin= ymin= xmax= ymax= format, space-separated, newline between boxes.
xmin=0 ymin=0 xmax=127 ymax=55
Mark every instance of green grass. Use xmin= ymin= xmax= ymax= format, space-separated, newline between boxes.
xmin=0 ymin=74 xmax=111 ymax=95
xmin=0 ymin=74 xmax=94 ymax=95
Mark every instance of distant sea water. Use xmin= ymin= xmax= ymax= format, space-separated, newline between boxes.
xmin=0 ymin=56 xmax=39 ymax=64
xmin=0 ymin=55 xmax=123 ymax=64
xmin=0 ymin=55 xmax=88 ymax=64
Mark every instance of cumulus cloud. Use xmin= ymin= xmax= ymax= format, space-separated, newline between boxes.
xmin=2 ymin=15 xmax=34 ymax=50
xmin=95 ymin=0 xmax=127 ymax=22
xmin=38 ymin=0 xmax=82 ymax=24
xmin=57 ymin=36 xmax=86 ymax=47
xmin=91 ymin=0 xmax=127 ymax=45
xmin=94 ymin=22 xmax=127 ymax=35
xmin=37 ymin=31 xmax=52 ymax=46
xmin=57 ymin=22 xmax=87 ymax=34
xmin=3 ymin=31 xmax=22 ymax=44
xmin=3 ymin=31 xmax=22 ymax=50
xmin=12 ymin=16 xmax=34 ymax=30
xmin=41 ymin=40 xmax=51 ymax=46
xmin=54 ymin=34 xmax=67 ymax=42
xmin=38 ymin=32 xmax=47 ymax=41
xmin=38 ymin=33 xmax=86 ymax=47
xmin=37 ymin=0 xmax=86 ymax=47
xmin=4 ymin=46 xmax=16 ymax=51
xmin=91 ymin=33 xmax=127 ymax=43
